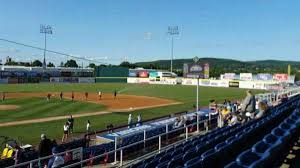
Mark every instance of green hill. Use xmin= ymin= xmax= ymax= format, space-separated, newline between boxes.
xmin=135 ymin=58 xmax=300 ymax=77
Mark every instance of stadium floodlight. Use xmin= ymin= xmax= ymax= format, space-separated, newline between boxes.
xmin=167 ymin=26 xmax=179 ymax=73
xmin=40 ymin=24 xmax=53 ymax=69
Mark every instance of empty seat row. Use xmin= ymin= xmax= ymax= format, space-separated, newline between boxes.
xmin=226 ymin=106 xmax=300 ymax=168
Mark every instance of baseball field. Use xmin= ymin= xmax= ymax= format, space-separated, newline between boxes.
xmin=0 ymin=83 xmax=265 ymax=146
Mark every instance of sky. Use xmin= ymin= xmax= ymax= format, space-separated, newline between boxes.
xmin=1 ymin=0 xmax=300 ymax=65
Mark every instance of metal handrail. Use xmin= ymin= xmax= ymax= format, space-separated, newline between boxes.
xmin=7 ymin=147 xmax=83 ymax=168
xmin=62 ymin=115 xmax=218 ymax=168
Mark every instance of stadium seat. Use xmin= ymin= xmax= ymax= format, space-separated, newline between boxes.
xmin=182 ymin=148 xmax=198 ymax=163
xmin=184 ymin=156 xmax=201 ymax=168
xmin=251 ymin=140 xmax=270 ymax=154
xmin=168 ymin=153 xmax=183 ymax=168
xmin=200 ymin=148 xmax=218 ymax=167
xmin=155 ymin=160 xmax=169 ymax=168
xmin=236 ymin=149 xmax=261 ymax=167
xmin=224 ymin=161 xmax=244 ymax=168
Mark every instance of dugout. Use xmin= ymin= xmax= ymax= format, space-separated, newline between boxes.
xmin=95 ymin=66 xmax=129 ymax=83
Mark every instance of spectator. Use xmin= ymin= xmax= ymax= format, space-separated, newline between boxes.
xmin=38 ymin=134 xmax=53 ymax=167
xmin=255 ymin=101 xmax=269 ymax=119
xmin=107 ymin=123 xmax=114 ymax=133
xmin=64 ymin=148 xmax=73 ymax=164
xmin=14 ymin=146 xmax=22 ymax=165
xmin=173 ymin=116 xmax=181 ymax=129
xmin=241 ymin=90 xmax=256 ymax=117
xmin=38 ymin=134 xmax=53 ymax=157
xmin=136 ymin=114 xmax=142 ymax=127
xmin=48 ymin=147 xmax=64 ymax=168
xmin=209 ymin=100 xmax=217 ymax=112
xmin=228 ymin=112 xmax=241 ymax=126
xmin=128 ymin=114 xmax=133 ymax=128
xmin=67 ymin=115 xmax=74 ymax=134
xmin=281 ymin=94 xmax=288 ymax=103
xmin=62 ymin=122 xmax=69 ymax=143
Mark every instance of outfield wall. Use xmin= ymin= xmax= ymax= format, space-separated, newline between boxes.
xmin=127 ymin=77 xmax=280 ymax=89
xmin=50 ymin=77 xmax=95 ymax=83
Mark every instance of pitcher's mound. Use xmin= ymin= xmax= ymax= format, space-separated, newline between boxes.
xmin=0 ymin=105 xmax=19 ymax=110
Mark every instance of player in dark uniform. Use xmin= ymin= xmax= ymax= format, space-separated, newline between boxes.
xmin=114 ymin=90 xmax=117 ymax=100
xmin=85 ymin=92 xmax=88 ymax=100
xmin=60 ymin=92 xmax=63 ymax=101
xmin=71 ymin=92 xmax=74 ymax=102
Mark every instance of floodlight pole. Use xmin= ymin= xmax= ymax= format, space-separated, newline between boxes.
xmin=43 ymin=32 xmax=47 ymax=68
xmin=168 ymin=26 xmax=179 ymax=73
xmin=40 ymin=25 xmax=53 ymax=69
xmin=171 ymin=36 xmax=174 ymax=73
xmin=196 ymin=77 xmax=199 ymax=112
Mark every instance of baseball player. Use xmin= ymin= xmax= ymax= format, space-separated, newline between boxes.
xmin=2 ymin=92 xmax=5 ymax=101
xmin=98 ymin=91 xmax=102 ymax=100
xmin=114 ymin=90 xmax=117 ymax=100
xmin=71 ymin=92 xmax=74 ymax=102
xmin=85 ymin=92 xmax=88 ymax=100
xmin=47 ymin=93 xmax=51 ymax=101
xmin=60 ymin=92 xmax=63 ymax=101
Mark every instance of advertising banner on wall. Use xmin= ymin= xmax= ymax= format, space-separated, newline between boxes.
xmin=203 ymin=63 xmax=209 ymax=79
xmin=273 ymin=74 xmax=288 ymax=81
xmin=240 ymin=73 xmax=253 ymax=81
xmin=229 ymin=81 xmax=239 ymax=87
xmin=138 ymin=71 xmax=149 ymax=78
xmin=239 ymin=81 xmax=254 ymax=89
xmin=223 ymin=73 xmax=236 ymax=80
xmin=149 ymin=71 xmax=158 ymax=78
xmin=256 ymin=73 xmax=273 ymax=80
xmin=78 ymin=77 xmax=95 ymax=83
xmin=200 ymin=79 xmax=210 ymax=86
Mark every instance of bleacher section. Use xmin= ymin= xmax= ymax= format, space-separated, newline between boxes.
xmin=127 ymin=95 xmax=300 ymax=168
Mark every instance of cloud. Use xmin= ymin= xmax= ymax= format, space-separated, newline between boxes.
xmin=0 ymin=46 xmax=21 ymax=53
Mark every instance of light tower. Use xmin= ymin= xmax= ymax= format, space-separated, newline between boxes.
xmin=167 ymin=26 xmax=179 ymax=73
xmin=40 ymin=25 xmax=53 ymax=69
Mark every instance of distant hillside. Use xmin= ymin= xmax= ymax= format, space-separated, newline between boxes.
xmin=135 ymin=58 xmax=300 ymax=77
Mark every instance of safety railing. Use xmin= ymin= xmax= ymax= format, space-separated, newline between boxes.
xmin=7 ymin=147 xmax=83 ymax=168
xmin=62 ymin=114 xmax=219 ymax=168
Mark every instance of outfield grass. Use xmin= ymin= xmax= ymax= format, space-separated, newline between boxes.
xmin=0 ymin=83 xmax=265 ymax=146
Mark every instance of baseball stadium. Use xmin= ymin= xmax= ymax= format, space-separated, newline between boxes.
xmin=2 ymin=1 xmax=300 ymax=168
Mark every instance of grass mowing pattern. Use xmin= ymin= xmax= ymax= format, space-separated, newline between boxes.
xmin=0 ymin=97 xmax=105 ymax=123
xmin=0 ymin=83 xmax=266 ymax=145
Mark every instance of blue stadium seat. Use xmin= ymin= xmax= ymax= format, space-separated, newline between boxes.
xmin=251 ymin=140 xmax=270 ymax=154
xmin=159 ymin=153 xmax=171 ymax=163
xmin=144 ymin=158 xmax=159 ymax=168
xmin=184 ymin=156 xmax=201 ymax=168
xmin=236 ymin=149 xmax=261 ymax=167
xmin=224 ymin=161 xmax=244 ymax=168
xmin=182 ymin=148 xmax=198 ymax=163
xmin=200 ymin=148 xmax=218 ymax=168
xmin=168 ymin=153 xmax=183 ymax=168
xmin=155 ymin=160 xmax=169 ymax=168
